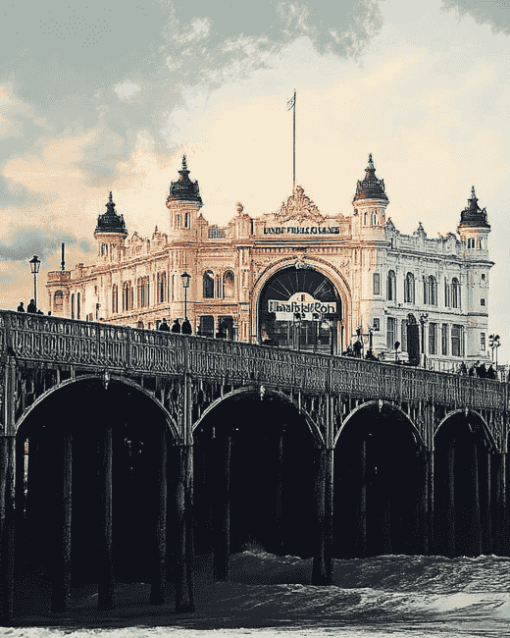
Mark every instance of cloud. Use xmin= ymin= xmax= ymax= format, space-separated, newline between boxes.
xmin=0 ymin=226 xmax=88 ymax=262
xmin=114 ymin=82 xmax=141 ymax=101
xmin=441 ymin=0 xmax=510 ymax=36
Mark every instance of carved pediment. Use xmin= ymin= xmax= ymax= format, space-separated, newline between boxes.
xmin=274 ymin=186 xmax=324 ymax=224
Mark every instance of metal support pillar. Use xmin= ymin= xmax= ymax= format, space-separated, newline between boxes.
xmin=213 ymin=433 xmax=231 ymax=582
xmin=151 ymin=428 xmax=168 ymax=604
xmin=478 ymin=445 xmax=492 ymax=555
xmin=492 ymin=452 xmax=506 ymax=555
xmin=51 ymin=433 xmax=72 ymax=612
xmin=356 ymin=439 xmax=367 ymax=558
xmin=98 ymin=426 xmax=114 ymax=610
xmin=175 ymin=444 xmax=194 ymax=613
xmin=0 ymin=437 xmax=15 ymax=625
xmin=274 ymin=431 xmax=284 ymax=553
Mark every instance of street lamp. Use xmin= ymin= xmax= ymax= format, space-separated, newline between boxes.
xmin=489 ymin=334 xmax=501 ymax=366
xmin=367 ymin=322 xmax=374 ymax=358
xmin=419 ymin=313 xmax=429 ymax=367
xmin=29 ymin=255 xmax=41 ymax=310
xmin=394 ymin=341 xmax=400 ymax=363
xmin=181 ymin=271 xmax=191 ymax=320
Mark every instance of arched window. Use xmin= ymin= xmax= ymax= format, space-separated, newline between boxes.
xmin=54 ymin=290 xmax=63 ymax=313
xmin=387 ymin=270 xmax=396 ymax=301
xmin=479 ymin=239 xmax=483 ymax=250
xmin=364 ymin=212 xmax=368 ymax=225
xmin=71 ymin=293 xmax=75 ymax=319
xmin=428 ymin=276 xmax=437 ymax=306
xmin=444 ymin=278 xmax=451 ymax=307
xmin=452 ymin=278 xmax=460 ymax=309
xmin=112 ymin=285 xmax=118 ymax=313
xmin=404 ymin=272 xmax=415 ymax=304
xmin=223 ymin=271 xmax=235 ymax=299
xmin=423 ymin=276 xmax=428 ymax=305
xmin=372 ymin=211 xmax=378 ymax=225
xmin=373 ymin=272 xmax=381 ymax=295
xmin=158 ymin=272 xmax=167 ymax=303
xmin=185 ymin=212 xmax=191 ymax=229
xmin=77 ymin=293 xmax=81 ymax=320
xmin=203 ymin=270 xmax=214 ymax=299
xmin=175 ymin=214 xmax=181 ymax=227
xmin=123 ymin=282 xmax=131 ymax=311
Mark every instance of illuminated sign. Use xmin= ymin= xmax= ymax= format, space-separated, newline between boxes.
xmin=268 ymin=292 xmax=337 ymax=321
xmin=264 ymin=226 xmax=340 ymax=235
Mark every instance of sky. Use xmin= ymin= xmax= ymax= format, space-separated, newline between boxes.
xmin=0 ymin=0 xmax=509 ymax=360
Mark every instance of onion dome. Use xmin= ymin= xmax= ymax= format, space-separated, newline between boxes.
xmin=95 ymin=192 xmax=128 ymax=235
xmin=459 ymin=186 xmax=490 ymax=229
xmin=168 ymin=155 xmax=203 ymax=206
xmin=353 ymin=154 xmax=388 ymax=202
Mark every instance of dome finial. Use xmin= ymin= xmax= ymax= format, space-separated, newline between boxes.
xmin=182 ymin=155 xmax=188 ymax=171
xmin=367 ymin=153 xmax=375 ymax=170
xmin=109 ymin=191 xmax=113 ymax=203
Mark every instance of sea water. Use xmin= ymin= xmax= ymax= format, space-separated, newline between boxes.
xmin=6 ymin=550 xmax=510 ymax=637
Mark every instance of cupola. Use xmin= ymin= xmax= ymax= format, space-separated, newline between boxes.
xmin=353 ymin=154 xmax=388 ymax=203
xmin=94 ymin=192 xmax=128 ymax=260
xmin=458 ymin=186 xmax=490 ymax=230
xmin=167 ymin=155 xmax=203 ymax=207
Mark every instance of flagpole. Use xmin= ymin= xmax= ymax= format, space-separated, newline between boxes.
xmin=293 ymin=89 xmax=296 ymax=194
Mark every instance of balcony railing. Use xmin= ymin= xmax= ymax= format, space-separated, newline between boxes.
xmin=0 ymin=310 xmax=507 ymax=412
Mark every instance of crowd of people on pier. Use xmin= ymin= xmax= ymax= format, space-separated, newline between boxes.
xmin=17 ymin=300 xmax=48 ymax=315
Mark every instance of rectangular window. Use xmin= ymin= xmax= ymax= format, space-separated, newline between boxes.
xmin=176 ymin=214 xmax=181 ymax=227
xmin=373 ymin=273 xmax=380 ymax=295
xmin=481 ymin=332 xmax=486 ymax=352
xmin=451 ymin=324 xmax=461 ymax=357
xmin=442 ymin=324 xmax=448 ymax=356
xmin=480 ymin=298 xmax=486 ymax=306
xmin=373 ymin=318 xmax=380 ymax=331
xmin=185 ymin=212 xmax=190 ymax=228
xmin=428 ymin=322 xmax=437 ymax=355
xmin=387 ymin=317 xmax=396 ymax=349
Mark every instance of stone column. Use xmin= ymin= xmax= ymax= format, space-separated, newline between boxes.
xmin=51 ymin=433 xmax=72 ymax=612
xmin=98 ymin=426 xmax=115 ymax=611
xmin=150 ymin=428 xmax=167 ymax=605
xmin=213 ymin=433 xmax=231 ymax=582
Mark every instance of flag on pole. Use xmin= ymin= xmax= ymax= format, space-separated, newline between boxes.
xmin=287 ymin=95 xmax=295 ymax=111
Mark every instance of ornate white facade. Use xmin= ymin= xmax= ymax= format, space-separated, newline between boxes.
xmin=46 ymin=155 xmax=493 ymax=369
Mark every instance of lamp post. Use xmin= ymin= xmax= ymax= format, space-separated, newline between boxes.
xmin=181 ymin=271 xmax=191 ymax=320
xmin=29 ymin=255 xmax=41 ymax=309
xmin=394 ymin=341 xmax=400 ymax=363
xmin=419 ymin=313 xmax=428 ymax=367
xmin=367 ymin=322 xmax=374 ymax=358
xmin=489 ymin=334 xmax=501 ymax=366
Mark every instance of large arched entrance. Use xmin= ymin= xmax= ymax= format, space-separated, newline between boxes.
xmin=15 ymin=378 xmax=177 ymax=612
xmin=258 ymin=266 xmax=342 ymax=354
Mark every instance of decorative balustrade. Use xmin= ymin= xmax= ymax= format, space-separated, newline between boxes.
xmin=0 ymin=311 xmax=507 ymax=412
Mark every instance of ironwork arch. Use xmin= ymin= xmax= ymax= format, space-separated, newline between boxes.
xmin=14 ymin=375 xmax=180 ymax=442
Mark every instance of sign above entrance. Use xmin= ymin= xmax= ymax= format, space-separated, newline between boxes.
xmin=264 ymin=226 xmax=339 ymax=235
xmin=268 ymin=292 xmax=337 ymax=321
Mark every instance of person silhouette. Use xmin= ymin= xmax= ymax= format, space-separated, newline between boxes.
xmin=158 ymin=318 xmax=170 ymax=332
xmin=171 ymin=319 xmax=181 ymax=333
xmin=182 ymin=319 xmax=192 ymax=335
xmin=17 ymin=302 xmax=25 ymax=312
xmin=27 ymin=299 xmax=37 ymax=313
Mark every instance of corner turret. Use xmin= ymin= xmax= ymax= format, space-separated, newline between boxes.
xmin=94 ymin=192 xmax=128 ymax=260
xmin=457 ymin=186 xmax=491 ymax=254
xmin=166 ymin=156 xmax=203 ymax=235
xmin=353 ymin=154 xmax=389 ymax=233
